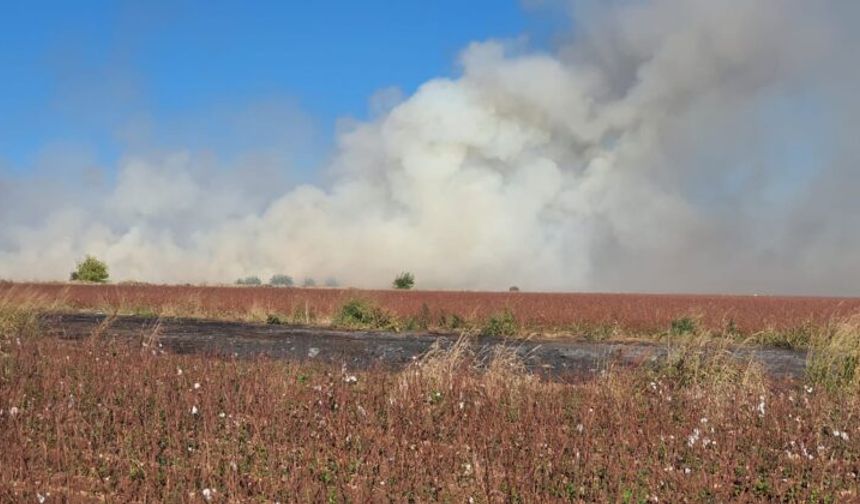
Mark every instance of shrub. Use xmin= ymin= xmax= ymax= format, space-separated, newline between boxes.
xmin=670 ymin=316 xmax=697 ymax=336
xmin=236 ymin=276 xmax=262 ymax=286
xmin=333 ymin=299 xmax=398 ymax=331
xmin=70 ymin=255 xmax=109 ymax=283
xmin=269 ymin=274 xmax=294 ymax=287
xmin=302 ymin=278 xmax=316 ymax=287
xmin=438 ymin=312 xmax=465 ymax=331
xmin=481 ymin=309 xmax=518 ymax=337
xmin=324 ymin=277 xmax=339 ymax=288
xmin=508 ymin=286 xmax=520 ymax=292
xmin=393 ymin=272 xmax=415 ymax=290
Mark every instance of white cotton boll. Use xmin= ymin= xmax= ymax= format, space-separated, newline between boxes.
xmin=687 ymin=428 xmax=701 ymax=447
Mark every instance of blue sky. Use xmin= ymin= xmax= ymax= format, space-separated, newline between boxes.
xmin=0 ymin=0 xmax=565 ymax=177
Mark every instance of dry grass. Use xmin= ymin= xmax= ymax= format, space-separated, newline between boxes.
xmin=0 ymin=287 xmax=62 ymax=348
xmin=658 ymin=325 xmax=766 ymax=392
xmin=2 ymin=305 xmax=859 ymax=502
xmin=806 ymin=316 xmax=860 ymax=393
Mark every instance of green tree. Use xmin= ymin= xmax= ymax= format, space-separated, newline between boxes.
xmin=70 ymin=255 xmax=109 ymax=283
xmin=393 ymin=272 xmax=415 ymax=290
xmin=269 ymin=274 xmax=294 ymax=287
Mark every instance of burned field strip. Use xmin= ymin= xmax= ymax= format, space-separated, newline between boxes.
xmin=40 ymin=312 xmax=808 ymax=379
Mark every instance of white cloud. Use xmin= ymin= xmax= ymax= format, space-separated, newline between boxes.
xmin=1 ymin=0 xmax=858 ymax=294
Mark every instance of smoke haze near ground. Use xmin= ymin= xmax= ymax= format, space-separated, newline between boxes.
xmin=1 ymin=0 xmax=858 ymax=295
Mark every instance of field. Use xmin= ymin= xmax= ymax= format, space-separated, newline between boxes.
xmin=2 ymin=306 xmax=860 ymax=501
xmin=3 ymin=284 xmax=860 ymax=501
xmin=3 ymin=282 xmax=860 ymax=340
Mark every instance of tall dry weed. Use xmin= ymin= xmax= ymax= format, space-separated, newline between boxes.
xmin=0 ymin=286 xmax=64 ymax=343
xmin=807 ymin=316 xmax=860 ymax=393
xmin=395 ymin=334 xmax=538 ymax=407
xmin=656 ymin=328 xmax=766 ymax=403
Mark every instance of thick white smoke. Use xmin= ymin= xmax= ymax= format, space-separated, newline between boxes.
xmin=1 ymin=0 xmax=858 ymax=294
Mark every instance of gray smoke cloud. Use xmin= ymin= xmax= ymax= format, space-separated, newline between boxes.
xmin=1 ymin=0 xmax=858 ymax=295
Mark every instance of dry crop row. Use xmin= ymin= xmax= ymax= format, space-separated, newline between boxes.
xmin=1 ymin=330 xmax=858 ymax=501
xmin=3 ymin=281 xmax=860 ymax=334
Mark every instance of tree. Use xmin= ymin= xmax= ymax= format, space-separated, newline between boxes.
xmin=269 ymin=274 xmax=294 ymax=287
xmin=236 ymin=276 xmax=262 ymax=286
xmin=70 ymin=255 xmax=109 ymax=283
xmin=393 ymin=272 xmax=415 ymax=290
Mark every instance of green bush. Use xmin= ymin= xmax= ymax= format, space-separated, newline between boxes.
xmin=269 ymin=274 xmax=294 ymax=287
xmin=302 ymin=277 xmax=316 ymax=287
xmin=481 ymin=309 xmax=518 ymax=337
xmin=70 ymin=255 xmax=109 ymax=283
xmin=393 ymin=272 xmax=415 ymax=290
xmin=333 ymin=299 xmax=398 ymax=331
xmin=670 ymin=317 xmax=697 ymax=336
xmin=236 ymin=276 xmax=262 ymax=286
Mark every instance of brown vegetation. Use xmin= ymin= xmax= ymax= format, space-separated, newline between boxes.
xmin=2 ymin=311 xmax=859 ymax=501
xmin=3 ymin=281 xmax=860 ymax=339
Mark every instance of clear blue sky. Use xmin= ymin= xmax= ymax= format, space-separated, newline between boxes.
xmin=0 ymin=0 xmax=565 ymax=176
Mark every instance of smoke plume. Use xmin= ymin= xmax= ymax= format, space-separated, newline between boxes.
xmin=1 ymin=0 xmax=858 ymax=295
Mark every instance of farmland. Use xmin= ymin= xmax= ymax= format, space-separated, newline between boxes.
xmin=3 ymin=0 xmax=858 ymax=500
xmin=3 ymin=281 xmax=860 ymax=340
xmin=3 ymin=283 xmax=860 ymax=501
xmin=2 ymin=307 xmax=860 ymax=501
